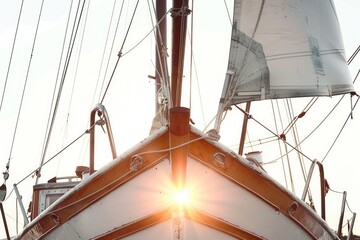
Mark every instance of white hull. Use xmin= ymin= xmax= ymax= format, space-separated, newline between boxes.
xmin=17 ymin=108 xmax=337 ymax=240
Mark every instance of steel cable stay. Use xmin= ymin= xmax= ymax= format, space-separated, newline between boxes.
xmin=61 ymin=0 xmax=91 ymax=167
xmin=3 ymin=123 xmax=94 ymax=235
xmin=36 ymin=0 xmax=88 ymax=184
xmin=97 ymin=0 xmax=125 ymax=104
xmin=188 ymin=0 xmax=194 ymax=114
xmin=235 ymin=104 xmax=314 ymax=163
xmin=0 ymin=0 xmax=25 ymax=112
xmin=271 ymin=100 xmax=289 ymax=188
xmin=100 ymin=1 xmax=172 ymax=104
xmin=186 ymin=32 xmax=207 ymax=127
xmin=5 ymin=123 xmax=97 ymax=204
xmin=261 ymin=67 xmax=359 ymax=166
xmin=1 ymin=0 xmax=46 ymax=192
xmin=285 ymin=98 xmax=313 ymax=198
xmin=57 ymin=1 xmax=125 ymax=168
xmin=91 ymin=0 xmax=121 ymax=106
xmin=321 ymin=95 xmax=359 ymax=163
xmin=347 ymin=44 xmax=360 ymax=65
xmin=100 ymin=0 xmax=140 ymax=104
xmin=37 ymin=0 xmax=76 ymax=182
xmin=79 ymin=0 xmax=169 ymax=162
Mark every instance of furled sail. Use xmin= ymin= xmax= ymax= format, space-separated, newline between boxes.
xmin=224 ymin=0 xmax=354 ymax=104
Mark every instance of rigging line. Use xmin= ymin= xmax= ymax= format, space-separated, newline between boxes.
xmin=147 ymin=0 xmax=166 ymax=92
xmin=282 ymin=100 xmax=296 ymax=193
xmin=328 ymin=187 xmax=344 ymax=195
xmin=352 ymin=68 xmax=360 ymax=84
xmin=98 ymin=0 xmax=125 ymax=103
xmin=244 ymin=136 xmax=278 ymax=148
xmin=321 ymin=96 xmax=359 ymax=163
xmin=26 ymin=135 xmax=218 ymax=217
xmin=99 ymin=2 xmax=172 ymax=105
xmin=16 ymin=125 xmax=94 ymax=186
xmin=62 ymin=0 xmax=90 ymax=169
xmin=36 ymin=0 xmax=87 ymax=184
xmin=286 ymin=99 xmax=307 ymax=178
xmin=347 ymin=44 xmax=360 ymax=64
xmin=234 ymin=105 xmax=313 ymax=162
xmin=188 ymin=36 xmax=206 ymax=127
xmin=100 ymin=0 xmax=141 ymax=104
xmin=189 ymin=0 xmax=194 ymax=112
xmin=287 ymin=99 xmax=315 ymax=202
xmin=91 ymin=0 xmax=118 ymax=107
xmin=271 ymin=99 xmax=288 ymax=187
xmin=0 ymin=0 xmax=25 ymax=112
xmin=346 ymin=199 xmax=354 ymax=214
xmin=223 ymin=0 xmax=232 ymax=25
xmin=59 ymin=0 xmax=87 ymax=86
xmin=269 ymin=94 xmax=347 ymax=163
xmin=148 ymin=0 xmax=172 ymax=116
xmin=38 ymin=0 xmax=74 ymax=180
xmin=6 ymin=0 xmax=45 ymax=170
xmin=282 ymin=97 xmax=318 ymax=136
xmin=98 ymin=1 xmax=125 ymax=103
xmin=65 ymin=0 xmax=90 ymax=123
xmin=120 ymin=9 xmax=171 ymax=58
xmin=283 ymin=141 xmax=295 ymax=193
xmin=136 ymin=135 xmax=217 ymax=156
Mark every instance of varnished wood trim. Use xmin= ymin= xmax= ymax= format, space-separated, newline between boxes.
xmin=21 ymin=213 xmax=60 ymax=240
xmin=92 ymin=206 xmax=265 ymax=240
xmin=185 ymin=208 xmax=265 ymax=240
xmin=92 ymin=207 xmax=173 ymax=239
xmin=170 ymin=107 xmax=190 ymax=189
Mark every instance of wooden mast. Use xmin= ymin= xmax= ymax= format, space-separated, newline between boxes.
xmin=171 ymin=0 xmax=189 ymax=108
xmin=169 ymin=0 xmax=190 ymax=193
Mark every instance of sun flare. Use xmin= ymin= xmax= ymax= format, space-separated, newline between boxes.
xmin=174 ymin=188 xmax=190 ymax=205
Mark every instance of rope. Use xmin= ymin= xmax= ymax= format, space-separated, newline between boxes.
xmin=328 ymin=188 xmax=355 ymax=214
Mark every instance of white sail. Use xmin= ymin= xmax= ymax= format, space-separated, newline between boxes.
xmin=225 ymin=0 xmax=354 ymax=104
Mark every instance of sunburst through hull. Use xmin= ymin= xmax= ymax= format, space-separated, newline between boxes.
xmin=16 ymin=108 xmax=337 ymax=240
